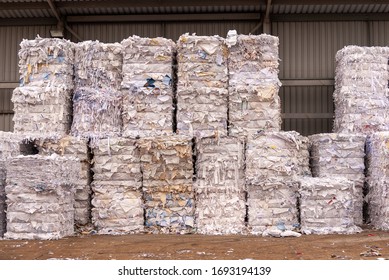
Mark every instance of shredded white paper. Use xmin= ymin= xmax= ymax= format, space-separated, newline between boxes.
xmin=247 ymin=179 xmax=299 ymax=236
xmin=4 ymin=155 xmax=80 ymax=240
xmin=176 ymin=34 xmax=228 ymax=138
xmin=12 ymin=37 xmax=74 ymax=137
xmin=0 ymin=161 xmax=6 ymax=237
xmin=298 ymin=177 xmax=362 ymax=235
xmin=194 ymin=136 xmax=246 ymax=234
xmin=333 ymin=46 xmax=389 ymax=134
xmin=91 ymin=138 xmax=143 ymax=234
xmin=121 ymin=36 xmax=175 ymax=137
xmin=309 ymin=133 xmax=366 ymax=225
xmin=138 ymin=136 xmax=194 ymax=234
xmin=35 ymin=136 xmax=91 ymax=226
xmin=228 ymin=33 xmax=282 ymax=137
xmin=365 ymin=132 xmax=389 ymax=230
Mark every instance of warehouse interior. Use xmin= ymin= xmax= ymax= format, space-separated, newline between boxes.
xmin=1 ymin=0 xmax=389 ymax=135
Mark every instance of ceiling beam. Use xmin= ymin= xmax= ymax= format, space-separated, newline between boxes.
xmin=271 ymin=12 xmax=389 ymax=21
xmin=0 ymin=2 xmax=49 ymax=10
xmin=67 ymin=13 xmax=261 ymax=23
xmin=0 ymin=18 xmax=57 ymax=26
xmin=272 ymin=0 xmax=389 ymax=4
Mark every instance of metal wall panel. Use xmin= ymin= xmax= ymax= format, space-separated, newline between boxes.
xmin=0 ymin=89 xmax=13 ymax=132
xmin=0 ymin=25 xmax=54 ymax=83
xmin=370 ymin=21 xmax=389 ymax=45
xmin=272 ymin=21 xmax=369 ymax=80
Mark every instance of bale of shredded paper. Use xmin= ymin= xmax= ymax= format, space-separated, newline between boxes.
xmin=194 ymin=136 xmax=246 ymax=234
xmin=247 ymin=179 xmax=299 ymax=235
xmin=227 ymin=32 xmax=282 ymax=137
xmin=91 ymin=138 xmax=143 ymax=234
xmin=74 ymin=41 xmax=122 ymax=90
xmin=138 ymin=135 xmax=194 ymax=234
xmin=35 ymin=136 xmax=91 ymax=226
xmin=245 ymin=131 xmax=310 ymax=184
xmin=176 ymin=34 xmax=228 ymax=138
xmin=13 ymin=37 xmax=74 ymax=138
xmin=195 ymin=136 xmax=245 ymax=193
xmin=71 ymin=87 xmax=122 ymax=139
xmin=18 ymin=37 xmax=74 ymax=90
xmin=298 ymin=177 xmax=362 ymax=235
xmin=333 ymin=46 xmax=389 ymax=134
xmin=0 ymin=161 xmax=6 ymax=237
xmin=195 ymin=191 xmax=246 ymax=235
xmin=121 ymin=36 xmax=175 ymax=137
xmin=4 ymin=154 xmax=80 ymax=240
xmin=0 ymin=132 xmax=23 ymax=160
xmin=309 ymin=133 xmax=366 ymax=225
xmin=365 ymin=132 xmax=389 ymax=230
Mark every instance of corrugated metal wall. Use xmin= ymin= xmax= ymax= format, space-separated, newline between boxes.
xmin=0 ymin=25 xmax=54 ymax=132
xmin=1 ymin=20 xmax=389 ymax=134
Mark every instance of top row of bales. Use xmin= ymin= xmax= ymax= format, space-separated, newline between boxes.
xmin=11 ymin=31 xmax=281 ymax=141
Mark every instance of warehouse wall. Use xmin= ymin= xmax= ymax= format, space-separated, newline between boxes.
xmin=1 ymin=20 xmax=389 ymax=135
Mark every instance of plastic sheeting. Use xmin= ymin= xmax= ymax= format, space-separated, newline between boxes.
xmin=13 ymin=37 xmax=74 ymax=138
xmin=91 ymin=138 xmax=143 ymax=234
xmin=309 ymin=133 xmax=366 ymax=225
xmin=194 ymin=136 xmax=246 ymax=234
xmin=176 ymin=34 xmax=228 ymax=138
xmin=4 ymin=154 xmax=79 ymax=240
xmin=70 ymin=87 xmax=122 ymax=139
xmin=35 ymin=136 xmax=91 ymax=226
xmin=298 ymin=177 xmax=362 ymax=235
xmin=247 ymin=179 xmax=299 ymax=236
xmin=333 ymin=46 xmax=389 ymax=134
xmin=245 ymin=131 xmax=310 ymax=184
xmin=121 ymin=36 xmax=175 ymax=137
xmin=227 ymin=32 xmax=281 ymax=137
xmin=366 ymin=132 xmax=389 ymax=230
xmin=74 ymin=41 xmax=122 ymax=90
xmin=138 ymin=136 xmax=194 ymax=234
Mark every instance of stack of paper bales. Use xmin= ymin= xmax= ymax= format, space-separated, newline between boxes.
xmin=309 ymin=133 xmax=366 ymax=225
xmin=35 ymin=136 xmax=91 ymax=226
xmin=298 ymin=177 xmax=362 ymax=235
xmin=246 ymin=131 xmax=309 ymax=235
xmin=176 ymin=34 xmax=228 ymax=138
xmin=333 ymin=46 xmax=389 ymax=134
xmin=12 ymin=37 xmax=74 ymax=138
xmin=71 ymin=41 xmax=123 ymax=138
xmin=91 ymin=138 xmax=143 ymax=234
xmin=121 ymin=36 xmax=175 ymax=137
xmin=138 ymin=136 xmax=194 ymax=234
xmin=0 ymin=132 xmax=23 ymax=237
xmin=194 ymin=136 xmax=246 ymax=234
xmin=366 ymin=132 xmax=389 ymax=230
xmin=227 ymin=32 xmax=282 ymax=137
xmin=4 ymin=155 xmax=79 ymax=240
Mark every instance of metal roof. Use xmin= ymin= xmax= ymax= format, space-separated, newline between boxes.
xmin=1 ymin=1 xmax=389 ymax=23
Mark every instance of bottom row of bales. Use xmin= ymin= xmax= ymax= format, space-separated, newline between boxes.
xmin=1 ymin=130 xmax=389 ymax=240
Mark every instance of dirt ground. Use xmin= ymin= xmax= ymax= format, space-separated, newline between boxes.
xmin=1 ymin=227 xmax=389 ymax=260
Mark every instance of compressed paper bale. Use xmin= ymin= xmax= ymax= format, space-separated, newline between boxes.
xmin=121 ymin=36 xmax=175 ymax=138
xmin=12 ymin=86 xmax=72 ymax=138
xmin=4 ymin=155 xmax=79 ymax=240
xmin=195 ymin=191 xmax=246 ymax=235
xmin=71 ymin=87 xmax=122 ymax=139
xmin=298 ymin=177 xmax=362 ymax=235
xmin=138 ymin=135 xmax=193 ymax=192
xmin=91 ymin=138 xmax=143 ymax=234
xmin=365 ymin=132 xmax=389 ymax=230
xmin=74 ymin=41 xmax=122 ymax=90
xmin=245 ymin=131 xmax=311 ymax=184
xmin=176 ymin=34 xmax=228 ymax=138
xmin=0 ymin=161 xmax=6 ymax=237
xmin=0 ymin=132 xmax=23 ymax=161
xmin=333 ymin=46 xmax=389 ymax=134
xmin=195 ymin=136 xmax=245 ymax=193
xmin=227 ymin=32 xmax=281 ymax=137
xmin=18 ymin=37 xmax=74 ymax=90
xmin=247 ymin=179 xmax=299 ymax=235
